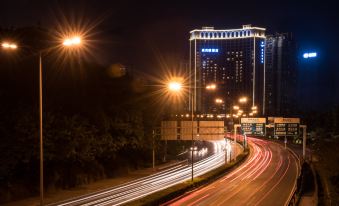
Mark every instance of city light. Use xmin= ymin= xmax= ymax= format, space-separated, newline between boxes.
xmin=1 ymin=42 xmax=17 ymax=49
xmin=260 ymin=41 xmax=265 ymax=63
xmin=233 ymin=105 xmax=239 ymax=110
xmin=303 ymin=52 xmax=317 ymax=59
xmin=63 ymin=36 xmax=82 ymax=46
xmin=239 ymin=97 xmax=247 ymax=103
xmin=251 ymin=106 xmax=257 ymax=110
xmin=215 ymin=98 xmax=223 ymax=104
xmin=201 ymin=48 xmax=219 ymax=53
xmin=168 ymin=81 xmax=182 ymax=92
xmin=206 ymin=83 xmax=217 ymax=90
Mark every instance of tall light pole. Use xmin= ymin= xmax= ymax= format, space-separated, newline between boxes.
xmin=3 ymin=36 xmax=82 ymax=206
xmin=167 ymin=79 xmax=198 ymax=181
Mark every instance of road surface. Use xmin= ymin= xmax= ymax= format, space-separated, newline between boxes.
xmin=168 ymin=137 xmax=300 ymax=206
xmin=48 ymin=140 xmax=243 ymax=206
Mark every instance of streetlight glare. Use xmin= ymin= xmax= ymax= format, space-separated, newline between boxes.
xmin=239 ymin=97 xmax=247 ymax=103
xmin=168 ymin=81 xmax=182 ymax=92
xmin=233 ymin=105 xmax=239 ymax=110
xmin=63 ymin=36 xmax=82 ymax=46
xmin=215 ymin=98 xmax=223 ymax=103
xmin=2 ymin=42 xmax=17 ymax=49
xmin=206 ymin=83 xmax=217 ymax=90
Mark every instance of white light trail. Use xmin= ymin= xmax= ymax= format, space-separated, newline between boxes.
xmin=49 ymin=140 xmax=236 ymax=206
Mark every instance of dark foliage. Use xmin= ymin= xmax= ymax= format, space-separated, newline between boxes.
xmin=0 ymin=26 xmax=161 ymax=202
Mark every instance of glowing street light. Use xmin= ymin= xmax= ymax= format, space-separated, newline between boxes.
xmin=251 ymin=106 xmax=257 ymax=110
xmin=2 ymin=36 xmax=86 ymax=206
xmin=239 ymin=97 xmax=247 ymax=103
xmin=206 ymin=83 xmax=217 ymax=90
xmin=1 ymin=42 xmax=17 ymax=50
xmin=168 ymin=81 xmax=182 ymax=92
xmin=215 ymin=98 xmax=223 ymax=104
xmin=233 ymin=105 xmax=239 ymax=110
xmin=63 ymin=36 xmax=82 ymax=46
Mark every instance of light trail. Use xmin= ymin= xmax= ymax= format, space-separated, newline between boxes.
xmin=48 ymin=140 xmax=240 ymax=206
xmin=168 ymin=137 xmax=299 ymax=206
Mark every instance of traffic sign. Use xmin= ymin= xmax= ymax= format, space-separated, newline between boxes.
xmin=241 ymin=118 xmax=266 ymax=136
xmin=274 ymin=118 xmax=300 ymax=136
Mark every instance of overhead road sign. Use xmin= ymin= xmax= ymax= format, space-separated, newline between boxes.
xmin=241 ymin=118 xmax=266 ymax=135
xmin=274 ymin=118 xmax=300 ymax=136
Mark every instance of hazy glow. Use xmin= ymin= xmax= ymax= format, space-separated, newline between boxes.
xmin=201 ymin=48 xmax=219 ymax=53
xmin=251 ymin=106 xmax=257 ymax=110
xmin=239 ymin=97 xmax=248 ymax=103
xmin=168 ymin=81 xmax=182 ymax=92
xmin=303 ymin=52 xmax=317 ymax=59
xmin=1 ymin=42 xmax=17 ymax=49
xmin=206 ymin=83 xmax=217 ymax=90
xmin=63 ymin=36 xmax=82 ymax=46
xmin=233 ymin=105 xmax=239 ymax=110
xmin=215 ymin=98 xmax=223 ymax=103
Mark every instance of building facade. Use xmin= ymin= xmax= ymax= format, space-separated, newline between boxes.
xmin=189 ymin=25 xmax=266 ymax=116
xmin=265 ymin=33 xmax=297 ymax=116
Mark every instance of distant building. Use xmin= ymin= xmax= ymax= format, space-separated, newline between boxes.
xmin=265 ymin=33 xmax=297 ymax=116
xmin=189 ymin=25 xmax=266 ymax=115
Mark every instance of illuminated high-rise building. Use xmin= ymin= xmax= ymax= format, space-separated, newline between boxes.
xmin=189 ymin=25 xmax=266 ymax=115
xmin=265 ymin=33 xmax=297 ymax=116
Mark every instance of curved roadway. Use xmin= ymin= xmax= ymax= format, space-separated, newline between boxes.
xmin=168 ymin=137 xmax=300 ymax=206
xmin=48 ymin=140 xmax=242 ymax=206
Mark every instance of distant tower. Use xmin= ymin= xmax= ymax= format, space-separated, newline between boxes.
xmin=189 ymin=25 xmax=266 ymax=115
xmin=265 ymin=33 xmax=297 ymax=116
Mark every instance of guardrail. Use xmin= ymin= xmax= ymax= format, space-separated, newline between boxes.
xmin=287 ymin=148 xmax=303 ymax=206
xmin=288 ymin=159 xmax=318 ymax=206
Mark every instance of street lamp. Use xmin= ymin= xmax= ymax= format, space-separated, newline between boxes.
xmin=1 ymin=42 xmax=18 ymax=50
xmin=239 ymin=97 xmax=247 ymax=103
xmin=63 ymin=36 xmax=81 ymax=46
xmin=168 ymin=78 xmax=195 ymax=181
xmin=2 ymin=36 xmax=83 ymax=206
xmin=206 ymin=83 xmax=216 ymax=90
xmin=168 ymin=81 xmax=182 ymax=92
xmin=215 ymin=98 xmax=223 ymax=104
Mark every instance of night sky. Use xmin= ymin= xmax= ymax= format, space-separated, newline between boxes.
xmin=1 ymin=0 xmax=338 ymax=111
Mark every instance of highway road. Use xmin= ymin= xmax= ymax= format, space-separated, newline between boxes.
xmin=167 ymin=137 xmax=300 ymax=206
xmin=48 ymin=140 xmax=243 ymax=206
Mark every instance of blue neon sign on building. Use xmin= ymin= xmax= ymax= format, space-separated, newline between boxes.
xmin=303 ymin=52 xmax=317 ymax=59
xmin=201 ymin=48 xmax=219 ymax=53
xmin=260 ymin=41 xmax=265 ymax=64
